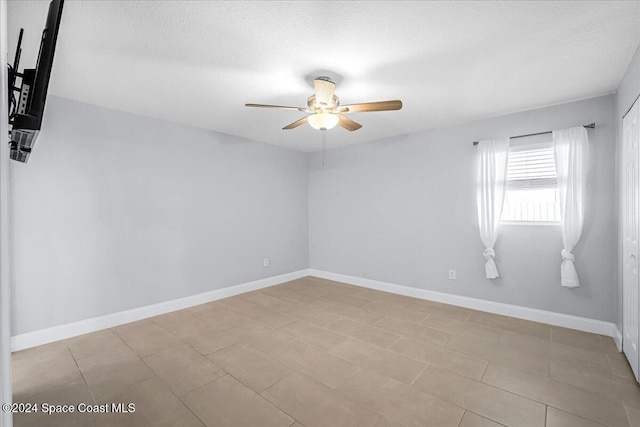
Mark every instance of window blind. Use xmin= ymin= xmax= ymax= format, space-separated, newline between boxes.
xmin=506 ymin=143 xmax=557 ymax=189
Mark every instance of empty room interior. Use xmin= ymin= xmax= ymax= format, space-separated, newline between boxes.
xmin=2 ymin=1 xmax=640 ymax=426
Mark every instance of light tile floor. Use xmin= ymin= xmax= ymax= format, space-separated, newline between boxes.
xmin=11 ymin=276 xmax=640 ymax=426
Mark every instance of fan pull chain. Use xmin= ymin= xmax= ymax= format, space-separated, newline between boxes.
xmin=322 ymin=130 xmax=327 ymax=167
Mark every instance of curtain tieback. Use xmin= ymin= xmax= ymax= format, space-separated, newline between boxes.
xmin=561 ymin=249 xmax=575 ymax=262
xmin=483 ymin=248 xmax=496 ymax=260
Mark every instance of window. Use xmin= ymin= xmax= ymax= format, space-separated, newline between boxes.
xmin=501 ymin=141 xmax=561 ymax=223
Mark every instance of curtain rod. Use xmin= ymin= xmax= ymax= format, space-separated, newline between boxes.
xmin=472 ymin=123 xmax=596 ymax=146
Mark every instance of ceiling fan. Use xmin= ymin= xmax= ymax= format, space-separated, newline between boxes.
xmin=245 ymin=76 xmax=402 ymax=131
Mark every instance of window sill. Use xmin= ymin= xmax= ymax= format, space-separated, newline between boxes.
xmin=500 ymin=220 xmax=561 ymax=226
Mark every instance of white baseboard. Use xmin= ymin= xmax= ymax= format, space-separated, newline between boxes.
xmin=11 ymin=269 xmax=309 ymax=352
xmin=13 ymin=268 xmax=624 ymax=353
xmin=613 ymin=327 xmax=623 ymax=352
xmin=309 ymin=269 xmax=623 ymax=351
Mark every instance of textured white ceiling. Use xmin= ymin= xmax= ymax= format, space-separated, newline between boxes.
xmin=8 ymin=1 xmax=640 ymax=151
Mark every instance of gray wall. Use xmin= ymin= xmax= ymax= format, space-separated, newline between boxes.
xmin=616 ymin=45 xmax=640 ymax=332
xmin=309 ymin=95 xmax=617 ymax=322
xmin=11 ymin=92 xmax=623 ymax=334
xmin=10 ymin=96 xmax=309 ymax=335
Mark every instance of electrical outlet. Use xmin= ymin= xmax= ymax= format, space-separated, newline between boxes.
xmin=449 ymin=269 xmax=456 ymax=280
xmin=263 ymin=258 xmax=270 ymax=268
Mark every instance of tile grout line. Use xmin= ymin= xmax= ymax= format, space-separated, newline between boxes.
xmin=479 ymin=360 xmax=490 ymax=382
xmin=548 ymin=404 xmax=627 ymax=427
xmin=64 ymin=342 xmax=93 ymax=399
xmin=544 ymin=404 xmax=548 ymax=426
xmin=85 ymin=327 xmax=161 ymax=424
xmin=256 ymin=371 xmax=305 ymax=423
xmin=391 ymin=364 xmax=483 ymax=424
xmin=410 ymin=363 xmax=429 ymax=386
xmin=384 ymin=336 xmax=403 ymax=350
xmin=294 ymin=368 xmax=390 ymax=427
xmin=480 ymin=366 xmax=623 ymax=426
xmin=325 ymin=328 xmax=402 ymax=352
xmin=455 ymin=411 xmax=465 ymax=427
xmin=466 ymin=410 xmax=509 ymax=427
xmin=167 ymin=377 xmax=210 ymax=427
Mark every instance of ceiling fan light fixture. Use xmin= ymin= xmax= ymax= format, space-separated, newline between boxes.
xmin=308 ymin=112 xmax=339 ymax=130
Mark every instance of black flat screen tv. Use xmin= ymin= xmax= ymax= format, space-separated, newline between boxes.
xmin=8 ymin=0 xmax=64 ymax=163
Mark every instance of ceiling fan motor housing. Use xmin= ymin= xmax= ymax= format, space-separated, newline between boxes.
xmin=313 ymin=76 xmax=337 ymax=108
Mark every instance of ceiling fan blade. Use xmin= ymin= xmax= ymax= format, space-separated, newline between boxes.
xmin=338 ymin=114 xmax=362 ymax=131
xmin=313 ymin=77 xmax=336 ymax=107
xmin=282 ymin=116 xmax=309 ymax=130
xmin=246 ymin=103 xmax=309 ymax=112
xmin=339 ymin=100 xmax=403 ymax=113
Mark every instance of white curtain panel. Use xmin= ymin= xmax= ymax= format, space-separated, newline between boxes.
xmin=553 ymin=126 xmax=589 ymax=288
xmin=476 ymin=138 xmax=510 ymax=279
